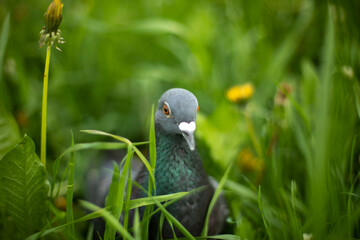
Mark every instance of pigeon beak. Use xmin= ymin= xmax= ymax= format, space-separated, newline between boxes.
xmin=178 ymin=121 xmax=196 ymax=151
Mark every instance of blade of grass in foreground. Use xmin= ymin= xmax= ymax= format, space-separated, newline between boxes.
xmin=142 ymin=105 xmax=157 ymax=239
xmin=258 ymin=186 xmax=273 ymax=240
xmin=26 ymin=190 xmax=190 ymax=240
xmin=133 ymin=208 xmax=141 ymax=240
xmin=129 ymin=183 xmax=204 ymax=237
xmin=80 ymin=200 xmax=135 ymax=240
xmin=103 ymin=161 xmax=120 ymax=240
xmin=126 ymin=192 xmax=189 ymax=210
xmin=123 ymin=156 xmax=133 ymax=239
xmin=66 ymin=132 xmax=75 ymax=238
xmin=310 ymin=9 xmax=335 ymax=238
xmin=51 ymin=141 xmax=130 ymax=198
xmin=150 ymin=195 xmax=195 ymax=240
xmin=0 ymin=14 xmax=10 ymax=84
xmin=104 ymin=145 xmax=134 ymax=240
xmin=224 ymin=180 xmax=257 ymax=202
xmin=81 ymin=129 xmax=156 ymax=190
xmin=26 ymin=209 xmax=106 ymax=240
xmin=175 ymin=235 xmax=240 ymax=240
xmin=201 ymin=157 xmax=234 ymax=236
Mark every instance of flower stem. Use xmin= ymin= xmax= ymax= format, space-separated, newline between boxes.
xmin=41 ymin=45 xmax=51 ymax=168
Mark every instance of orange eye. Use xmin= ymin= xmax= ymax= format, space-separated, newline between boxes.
xmin=162 ymin=102 xmax=171 ymax=117
xmin=197 ymin=105 xmax=199 ymax=112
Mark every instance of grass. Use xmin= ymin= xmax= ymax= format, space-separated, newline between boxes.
xmin=0 ymin=0 xmax=360 ymax=239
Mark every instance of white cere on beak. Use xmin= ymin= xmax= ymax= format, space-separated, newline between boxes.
xmin=178 ymin=121 xmax=196 ymax=151
xmin=178 ymin=121 xmax=196 ymax=133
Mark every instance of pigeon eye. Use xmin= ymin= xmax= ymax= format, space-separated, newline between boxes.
xmin=162 ymin=102 xmax=171 ymax=117
xmin=197 ymin=105 xmax=199 ymax=112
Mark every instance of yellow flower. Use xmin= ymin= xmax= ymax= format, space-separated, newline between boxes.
xmin=237 ymin=148 xmax=263 ymax=172
xmin=226 ymin=83 xmax=254 ymax=103
xmin=39 ymin=0 xmax=64 ymax=49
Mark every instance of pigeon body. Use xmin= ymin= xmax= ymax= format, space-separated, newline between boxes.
xmin=131 ymin=88 xmax=227 ymax=239
xmin=91 ymin=88 xmax=227 ymax=239
xmin=132 ymin=127 xmax=214 ymax=238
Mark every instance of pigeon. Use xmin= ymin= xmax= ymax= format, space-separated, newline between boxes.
xmin=130 ymin=88 xmax=228 ymax=239
xmin=90 ymin=88 xmax=228 ymax=239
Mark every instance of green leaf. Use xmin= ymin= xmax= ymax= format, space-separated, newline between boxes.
xmin=0 ymin=135 xmax=49 ymax=239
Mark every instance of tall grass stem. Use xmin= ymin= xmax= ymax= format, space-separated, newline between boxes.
xmin=66 ymin=132 xmax=75 ymax=238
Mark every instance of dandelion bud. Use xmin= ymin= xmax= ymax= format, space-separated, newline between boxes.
xmin=44 ymin=0 xmax=63 ymax=34
xmin=39 ymin=0 xmax=64 ymax=49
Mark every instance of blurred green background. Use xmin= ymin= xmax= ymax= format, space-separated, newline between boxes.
xmin=1 ymin=0 xmax=360 ymax=239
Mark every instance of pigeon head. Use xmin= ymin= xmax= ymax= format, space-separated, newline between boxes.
xmin=155 ymin=88 xmax=199 ymax=151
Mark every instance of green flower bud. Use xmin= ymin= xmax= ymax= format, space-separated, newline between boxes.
xmin=39 ymin=0 xmax=64 ymax=49
xmin=44 ymin=0 xmax=63 ymax=34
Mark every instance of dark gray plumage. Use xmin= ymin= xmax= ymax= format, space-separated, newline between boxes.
xmin=90 ymin=88 xmax=228 ymax=239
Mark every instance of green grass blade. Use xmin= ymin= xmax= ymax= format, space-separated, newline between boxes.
xmin=103 ymin=161 xmax=120 ymax=240
xmin=66 ymin=132 xmax=75 ymax=239
xmin=175 ymin=235 xmax=240 ymax=240
xmin=0 ymin=14 xmax=20 ymax=159
xmin=128 ymin=18 xmax=188 ymax=38
xmin=26 ymin=206 xmax=110 ymax=240
xmin=133 ymin=208 xmax=141 ymax=240
xmin=202 ymin=157 xmax=234 ymax=236
xmin=128 ymin=185 xmax=204 ymax=236
xmin=86 ymin=222 xmax=94 ymax=240
xmin=224 ymin=180 xmax=257 ymax=202
xmin=310 ymin=9 xmax=335 ymax=238
xmin=347 ymin=136 xmax=358 ymax=236
xmin=142 ymin=106 xmax=157 ymax=238
xmin=81 ymin=129 xmax=156 ymax=189
xmin=149 ymin=104 xmax=156 ymax=170
xmin=150 ymin=196 xmax=195 ymax=240
xmin=0 ymin=13 xmax=10 ymax=85
xmin=105 ymin=145 xmax=134 ymax=240
xmin=51 ymin=141 xmax=129 ymax=198
xmin=123 ymin=156 xmax=133 ymax=238
xmin=80 ymin=200 xmax=135 ymax=240
xmin=258 ymin=186 xmax=273 ymax=240
xmin=126 ymin=192 xmax=189 ymax=209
